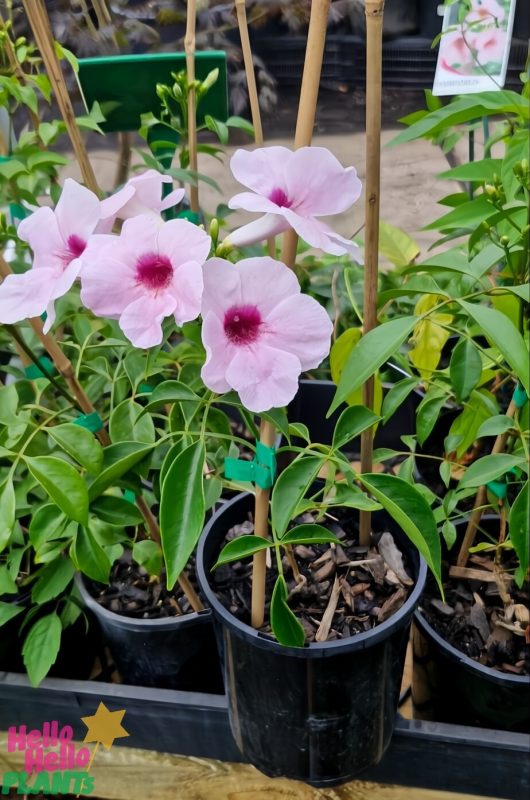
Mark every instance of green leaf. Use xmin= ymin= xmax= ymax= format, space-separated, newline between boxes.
xmin=271 ymin=455 xmax=326 ymax=538
xmin=29 ymin=504 xmax=68 ymax=550
xmin=31 ymin=558 xmax=75 ymax=605
xmin=204 ymin=114 xmax=229 ymax=144
xmin=502 ymin=130 xmax=529 ymax=199
xmin=48 ymin=423 xmax=103 ymax=475
xmin=442 ymin=520 xmax=457 ymax=549
xmin=88 ymin=442 xmax=154 ymax=501
xmin=458 ymin=454 xmax=528 ymax=488
xmin=142 ymin=380 xmax=200 ymax=412
xmin=260 ymin=407 xmax=290 ymax=440
xmin=160 ymin=441 xmax=206 ymax=590
xmin=459 ymin=301 xmax=530 ymax=396
xmin=378 ymin=221 xmax=420 ymax=267
xmin=0 ymin=564 xmax=17 ymax=594
xmin=332 ymin=405 xmax=380 ymax=451
xmin=226 ymin=115 xmax=254 ymax=137
xmin=323 ymin=483 xmax=381 ymax=512
xmin=359 ymin=473 xmax=442 ymax=592
xmin=110 ymin=400 xmax=156 ymax=443
xmin=70 ymin=525 xmax=111 ymax=583
xmin=509 ymin=481 xmax=529 ymax=577
xmin=132 ymin=539 xmax=162 ymax=576
xmin=330 ymin=317 xmax=418 ymax=415
xmin=270 ymin=575 xmax=305 ymax=647
xmin=448 ymin=389 xmax=498 ymax=459
xmin=0 ymin=480 xmax=16 ymax=553
xmin=381 ymin=378 xmax=418 ymax=424
xmin=0 ymin=158 xmax=27 ymax=179
xmin=27 ymin=151 xmax=69 ymax=171
xmin=438 ymin=158 xmax=502 ymax=182
xmin=214 ymin=534 xmax=271 ymax=567
xmin=281 ymin=524 xmax=341 ymax=546
xmin=90 ymin=495 xmax=143 ymax=526
xmin=26 ymin=456 xmax=89 ymax=525
xmin=424 ymin=196 xmax=494 ymax=231
xmin=288 ymin=422 xmax=311 ymax=442
xmin=416 ymin=389 xmax=446 ymax=446
xmin=22 ymin=613 xmax=62 ymax=687
xmin=477 ymin=415 xmax=515 ymax=438
xmin=0 ymin=601 xmax=24 ymax=627
xmin=449 ymin=339 xmax=482 ymax=402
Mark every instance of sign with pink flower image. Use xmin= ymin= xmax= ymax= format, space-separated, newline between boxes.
xmin=433 ymin=0 xmax=516 ymax=96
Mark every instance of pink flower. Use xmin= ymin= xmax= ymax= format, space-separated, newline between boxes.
xmin=201 ymin=256 xmax=333 ymax=412
xmin=0 ymin=179 xmax=100 ymax=331
xmin=98 ymin=169 xmax=185 ymax=233
xmin=440 ymin=30 xmax=475 ymax=74
xmin=80 ymin=215 xmax=210 ymax=348
xmin=225 ymin=146 xmax=362 ymax=258
xmin=466 ymin=0 xmax=505 ymax=25
xmin=471 ymin=27 xmax=506 ymax=66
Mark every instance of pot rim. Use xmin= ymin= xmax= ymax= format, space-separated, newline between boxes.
xmin=74 ymin=573 xmax=211 ymax=632
xmin=197 ymin=491 xmax=428 ymax=658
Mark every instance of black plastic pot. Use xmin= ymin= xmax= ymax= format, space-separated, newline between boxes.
xmin=196 ymin=492 xmax=428 ymax=786
xmin=75 ymin=574 xmax=223 ymax=693
xmin=288 ymin=374 xmax=419 ymax=454
xmin=413 ymin=518 xmax=530 ymax=733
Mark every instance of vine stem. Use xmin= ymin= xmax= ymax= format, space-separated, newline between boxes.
xmin=456 ymin=398 xmax=517 ymax=567
xmin=359 ymin=0 xmax=385 ymax=548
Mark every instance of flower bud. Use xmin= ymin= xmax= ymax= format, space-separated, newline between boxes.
xmin=209 ymin=217 xmax=219 ymax=248
xmin=499 ymin=235 xmax=510 ymax=246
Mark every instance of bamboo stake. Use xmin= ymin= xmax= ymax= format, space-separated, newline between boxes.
xmin=456 ymin=399 xmax=517 ymax=567
xmin=359 ymin=0 xmax=385 ymax=548
xmin=22 ymin=0 xmax=101 ymax=196
xmin=280 ymin=0 xmax=332 ymax=269
xmin=234 ymin=0 xmax=275 ymax=257
xmin=250 ymin=0 xmax=331 ymax=629
xmin=184 ymin=0 xmax=199 ymax=213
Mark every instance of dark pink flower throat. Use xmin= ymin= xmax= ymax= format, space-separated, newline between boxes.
xmin=224 ymin=305 xmax=262 ymax=345
xmin=66 ymin=234 xmax=86 ymax=260
xmin=268 ymin=187 xmax=291 ymax=208
xmin=136 ymin=252 xmax=173 ymax=291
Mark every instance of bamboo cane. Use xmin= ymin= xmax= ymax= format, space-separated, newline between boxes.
xmin=280 ymin=0 xmax=332 ymax=269
xmin=456 ymin=398 xmax=517 ymax=567
xmin=22 ymin=0 xmax=101 ymax=196
xmin=250 ymin=0 xmax=331 ymax=629
xmin=359 ymin=0 xmax=385 ymax=547
xmin=184 ymin=0 xmax=199 ymax=213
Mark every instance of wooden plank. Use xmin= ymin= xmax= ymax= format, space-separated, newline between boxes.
xmin=0 ymin=736 xmax=493 ymax=800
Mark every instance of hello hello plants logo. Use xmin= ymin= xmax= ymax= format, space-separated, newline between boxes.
xmin=2 ymin=703 xmax=128 ymax=796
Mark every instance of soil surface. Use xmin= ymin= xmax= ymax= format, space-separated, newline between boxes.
xmin=212 ymin=508 xmax=415 ymax=643
xmin=86 ymin=549 xmax=198 ymax=618
xmin=420 ymin=568 xmax=529 ymax=676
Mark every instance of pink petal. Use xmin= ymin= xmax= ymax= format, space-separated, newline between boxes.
xmin=127 ymin=170 xmax=172 ymax=209
xmin=17 ymin=208 xmax=65 ymax=271
xmin=50 ymin=258 xmax=83 ymax=300
xmin=230 ymin=147 xmax=293 ymax=196
xmin=160 ymin=187 xmax=186 ymax=211
xmin=236 ymin=256 xmax=301 ymax=318
xmin=284 ymin=148 xmax=362 ymax=216
xmin=282 ymin=209 xmax=361 ymax=258
xmin=156 ymin=218 xmax=211 ymax=268
xmin=226 ymin=214 xmax=290 ymax=250
xmin=119 ymin=215 xmax=161 ymax=256
xmin=80 ymin=236 xmax=142 ymax=318
xmin=263 ymin=293 xmax=332 ymax=370
xmin=55 ymin=178 xmax=101 ymax=241
xmin=228 ymin=192 xmax=280 ymax=214
xmin=0 ymin=268 xmax=55 ymax=323
xmin=202 ymin=257 xmax=243 ymax=322
xmin=119 ymin=293 xmax=177 ymax=348
xmin=200 ymin=311 xmax=234 ymax=393
xmin=99 ymin=183 xmax=136 ymax=225
xmin=169 ymin=260 xmax=204 ymax=325
xmin=225 ymin=345 xmax=301 ymax=413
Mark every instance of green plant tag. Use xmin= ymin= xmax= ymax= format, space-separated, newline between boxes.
xmin=224 ymin=442 xmax=277 ymax=489
xmin=176 ymin=210 xmax=201 ymax=225
xmin=513 ymin=383 xmax=528 ymax=409
xmin=73 ymin=412 xmax=104 ymax=433
xmin=24 ymin=357 xmax=56 ymax=380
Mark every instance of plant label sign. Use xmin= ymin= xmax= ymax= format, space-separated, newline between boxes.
xmin=433 ymin=0 xmax=517 ymax=96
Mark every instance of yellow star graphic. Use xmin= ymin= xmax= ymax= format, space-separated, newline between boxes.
xmin=81 ymin=702 xmax=129 ymax=751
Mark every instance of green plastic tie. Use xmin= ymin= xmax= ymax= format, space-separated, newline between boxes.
xmin=224 ymin=441 xmax=277 ymax=489
xmin=177 ymin=209 xmax=201 ymax=225
xmin=486 ymin=479 xmax=507 ymax=499
xmin=138 ymin=383 xmax=154 ymax=394
xmin=24 ymin=356 xmax=56 ymax=380
xmin=9 ymin=203 xmax=27 ymax=221
xmin=513 ymin=384 xmax=528 ymax=409
xmin=123 ymin=489 xmax=136 ymax=504
xmin=74 ymin=412 xmax=104 ymax=433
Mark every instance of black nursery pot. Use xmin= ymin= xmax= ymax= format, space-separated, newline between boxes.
xmin=75 ymin=574 xmax=223 ymax=693
xmin=196 ymin=493 xmax=428 ymax=786
xmin=288 ymin=374 xmax=418 ymax=452
xmin=413 ymin=517 xmax=530 ymax=733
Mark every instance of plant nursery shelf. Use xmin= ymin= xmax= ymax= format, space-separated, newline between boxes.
xmin=0 ymin=672 xmax=528 ymax=800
